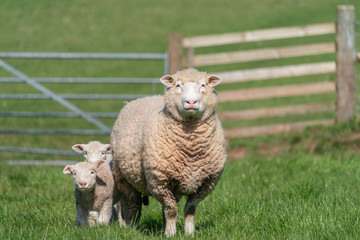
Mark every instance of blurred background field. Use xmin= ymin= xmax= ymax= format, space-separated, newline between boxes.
xmin=0 ymin=0 xmax=359 ymax=161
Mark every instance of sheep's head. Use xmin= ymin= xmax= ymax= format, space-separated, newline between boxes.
xmin=63 ymin=160 xmax=106 ymax=192
xmin=161 ymin=68 xmax=221 ymax=123
xmin=72 ymin=141 xmax=111 ymax=163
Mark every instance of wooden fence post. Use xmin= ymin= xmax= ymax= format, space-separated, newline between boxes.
xmin=336 ymin=5 xmax=356 ymax=123
xmin=168 ymin=33 xmax=183 ymax=75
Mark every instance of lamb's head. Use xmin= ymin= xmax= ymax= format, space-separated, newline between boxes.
xmin=72 ymin=141 xmax=111 ymax=163
xmin=63 ymin=160 xmax=106 ymax=192
xmin=161 ymin=68 xmax=221 ymax=123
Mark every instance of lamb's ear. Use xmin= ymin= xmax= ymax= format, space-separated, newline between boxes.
xmin=160 ymin=75 xmax=174 ymax=87
xmin=63 ymin=165 xmax=74 ymax=175
xmin=72 ymin=144 xmax=84 ymax=153
xmin=95 ymin=160 xmax=107 ymax=169
xmin=105 ymin=144 xmax=111 ymax=153
xmin=207 ymin=75 xmax=222 ymax=87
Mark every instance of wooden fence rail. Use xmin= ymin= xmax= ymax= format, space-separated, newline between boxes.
xmin=168 ymin=5 xmax=356 ymax=139
xmin=191 ymin=42 xmax=335 ymax=67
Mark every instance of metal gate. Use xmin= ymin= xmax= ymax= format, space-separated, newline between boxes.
xmin=0 ymin=52 xmax=168 ymax=157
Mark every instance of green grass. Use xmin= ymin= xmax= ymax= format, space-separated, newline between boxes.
xmin=1 ymin=142 xmax=360 ymax=239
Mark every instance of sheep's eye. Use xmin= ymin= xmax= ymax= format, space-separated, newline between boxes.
xmin=73 ymin=172 xmax=77 ymax=176
xmin=201 ymin=84 xmax=206 ymax=88
xmin=90 ymin=170 xmax=95 ymax=174
xmin=175 ymin=84 xmax=181 ymax=89
xmin=84 ymin=151 xmax=88 ymax=155
xmin=101 ymin=151 xmax=106 ymax=155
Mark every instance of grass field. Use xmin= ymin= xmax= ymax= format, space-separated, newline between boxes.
xmin=2 ymin=130 xmax=360 ymax=239
xmin=1 ymin=0 xmax=360 ymax=239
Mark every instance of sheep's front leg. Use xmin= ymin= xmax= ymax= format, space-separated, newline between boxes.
xmin=97 ymin=198 xmax=113 ymax=225
xmin=184 ymin=201 xmax=198 ymax=235
xmin=184 ymin=176 xmax=220 ymax=235
xmin=75 ymin=201 xmax=88 ymax=226
xmin=156 ymin=190 xmax=178 ymax=237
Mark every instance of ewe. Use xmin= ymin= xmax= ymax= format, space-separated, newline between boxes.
xmin=63 ymin=160 xmax=114 ymax=226
xmin=111 ymin=68 xmax=227 ymax=237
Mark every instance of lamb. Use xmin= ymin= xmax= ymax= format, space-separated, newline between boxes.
xmin=111 ymin=68 xmax=227 ymax=236
xmin=72 ymin=141 xmax=112 ymax=162
xmin=71 ymin=141 xmax=130 ymax=226
xmin=63 ymin=160 xmax=114 ymax=226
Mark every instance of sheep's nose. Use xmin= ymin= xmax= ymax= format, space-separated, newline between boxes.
xmin=79 ymin=182 xmax=87 ymax=188
xmin=185 ymin=100 xmax=198 ymax=105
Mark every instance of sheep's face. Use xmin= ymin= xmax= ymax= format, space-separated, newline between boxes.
xmin=63 ymin=160 xmax=106 ymax=192
xmin=161 ymin=69 xmax=221 ymax=122
xmin=72 ymin=141 xmax=111 ymax=163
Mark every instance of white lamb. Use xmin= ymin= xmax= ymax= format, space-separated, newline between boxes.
xmin=71 ymin=141 xmax=129 ymax=226
xmin=111 ymin=68 xmax=227 ymax=236
xmin=63 ymin=160 xmax=114 ymax=226
xmin=72 ymin=141 xmax=112 ymax=162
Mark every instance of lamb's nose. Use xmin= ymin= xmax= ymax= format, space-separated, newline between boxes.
xmin=79 ymin=182 xmax=87 ymax=188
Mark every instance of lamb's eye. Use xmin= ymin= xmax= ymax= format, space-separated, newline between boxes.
xmin=90 ymin=170 xmax=95 ymax=174
xmin=84 ymin=151 xmax=88 ymax=155
xmin=73 ymin=172 xmax=77 ymax=176
xmin=101 ymin=151 xmax=106 ymax=155
xmin=175 ymin=84 xmax=181 ymax=89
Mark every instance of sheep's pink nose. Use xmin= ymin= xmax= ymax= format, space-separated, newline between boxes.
xmin=185 ymin=100 xmax=198 ymax=105
xmin=79 ymin=182 xmax=87 ymax=188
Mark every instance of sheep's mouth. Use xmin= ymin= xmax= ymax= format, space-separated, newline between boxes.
xmin=184 ymin=107 xmax=199 ymax=114
xmin=185 ymin=107 xmax=198 ymax=112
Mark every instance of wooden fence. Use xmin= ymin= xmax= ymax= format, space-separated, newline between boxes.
xmin=168 ymin=5 xmax=356 ymax=139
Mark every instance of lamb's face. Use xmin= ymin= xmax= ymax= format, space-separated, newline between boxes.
xmin=161 ymin=69 xmax=221 ymax=122
xmin=63 ymin=160 xmax=106 ymax=192
xmin=72 ymin=141 xmax=111 ymax=163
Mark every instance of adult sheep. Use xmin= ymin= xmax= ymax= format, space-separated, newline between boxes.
xmin=111 ymin=68 xmax=227 ymax=237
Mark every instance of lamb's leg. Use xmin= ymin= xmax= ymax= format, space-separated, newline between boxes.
xmin=97 ymin=198 xmax=113 ymax=225
xmin=184 ymin=176 xmax=220 ymax=235
xmin=88 ymin=211 xmax=98 ymax=227
xmin=75 ymin=201 xmax=88 ymax=226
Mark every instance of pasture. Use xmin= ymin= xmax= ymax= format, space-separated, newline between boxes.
xmin=2 ymin=130 xmax=360 ymax=239
xmin=1 ymin=0 xmax=360 ymax=239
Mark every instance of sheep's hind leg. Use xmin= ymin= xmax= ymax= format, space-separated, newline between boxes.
xmin=114 ymin=201 xmax=126 ymax=227
xmin=121 ymin=188 xmax=143 ymax=226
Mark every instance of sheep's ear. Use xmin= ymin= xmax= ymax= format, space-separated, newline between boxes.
xmin=207 ymin=75 xmax=222 ymax=87
xmin=160 ymin=75 xmax=174 ymax=87
xmin=63 ymin=165 xmax=74 ymax=175
xmin=72 ymin=144 xmax=84 ymax=153
xmin=95 ymin=160 xmax=106 ymax=169
xmin=105 ymin=144 xmax=111 ymax=153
